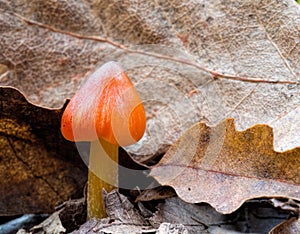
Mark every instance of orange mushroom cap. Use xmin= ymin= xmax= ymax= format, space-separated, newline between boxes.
xmin=61 ymin=61 xmax=146 ymax=146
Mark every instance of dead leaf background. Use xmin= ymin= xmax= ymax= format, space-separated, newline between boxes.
xmin=0 ymin=87 xmax=87 ymax=216
xmin=1 ymin=0 xmax=300 ymax=160
xmin=1 ymin=0 xmax=300 ymax=233
xmin=149 ymin=197 xmax=290 ymax=233
xmin=71 ymin=190 xmax=291 ymax=234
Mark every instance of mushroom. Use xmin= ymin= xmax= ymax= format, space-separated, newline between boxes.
xmin=61 ymin=61 xmax=146 ymax=219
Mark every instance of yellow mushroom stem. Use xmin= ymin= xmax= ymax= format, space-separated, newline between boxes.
xmin=87 ymin=138 xmax=118 ymax=219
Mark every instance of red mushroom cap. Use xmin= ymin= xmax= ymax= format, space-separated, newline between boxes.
xmin=61 ymin=61 xmax=146 ymax=146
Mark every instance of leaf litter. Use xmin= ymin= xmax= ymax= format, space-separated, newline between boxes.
xmin=0 ymin=0 xmax=300 ymax=233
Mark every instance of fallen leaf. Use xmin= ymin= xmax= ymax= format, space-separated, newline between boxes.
xmin=104 ymin=190 xmax=149 ymax=225
xmin=71 ymin=190 xmax=154 ymax=234
xmin=271 ymin=198 xmax=300 ymax=213
xmin=156 ymin=223 xmax=188 ymax=234
xmin=269 ymin=217 xmax=300 ymax=234
xmin=69 ymin=218 xmax=99 ymax=234
xmin=57 ymin=198 xmax=87 ymax=233
xmin=0 ymin=87 xmax=87 ymax=215
xmin=149 ymin=197 xmax=222 ymax=233
xmin=135 ymin=186 xmax=176 ymax=202
xmin=17 ymin=198 xmax=86 ymax=233
xmin=1 ymin=1 xmax=300 ymax=160
xmin=150 ymin=119 xmax=300 ymax=214
xmin=29 ymin=212 xmax=66 ymax=234
xmin=65 ymin=190 xmax=290 ymax=233
xmin=89 ymin=222 xmax=155 ymax=234
xmin=150 ymin=197 xmax=289 ymax=234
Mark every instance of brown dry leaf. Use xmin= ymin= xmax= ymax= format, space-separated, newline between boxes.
xmin=150 ymin=118 xmax=300 ymax=214
xmin=29 ymin=212 xmax=66 ymax=234
xmin=271 ymin=198 xmax=300 ymax=213
xmin=156 ymin=223 xmax=188 ymax=234
xmin=150 ymin=197 xmax=289 ymax=233
xmin=104 ymin=190 xmax=149 ymax=225
xmin=269 ymin=217 xmax=300 ymax=234
xmin=135 ymin=186 xmax=176 ymax=202
xmin=71 ymin=190 xmax=154 ymax=234
xmin=150 ymin=197 xmax=222 ymax=233
xmin=57 ymin=198 xmax=87 ymax=232
xmin=17 ymin=198 xmax=86 ymax=234
xmin=1 ymin=0 xmax=300 ymax=160
xmin=0 ymin=87 xmax=87 ymax=216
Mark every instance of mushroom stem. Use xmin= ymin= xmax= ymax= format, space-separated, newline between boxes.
xmin=87 ymin=138 xmax=118 ymax=219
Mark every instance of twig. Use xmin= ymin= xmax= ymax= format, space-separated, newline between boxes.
xmin=15 ymin=13 xmax=299 ymax=85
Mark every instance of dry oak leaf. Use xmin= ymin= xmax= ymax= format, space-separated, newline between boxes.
xmin=150 ymin=118 xmax=300 ymax=214
xmin=1 ymin=0 xmax=300 ymax=160
xmin=0 ymin=87 xmax=87 ymax=216
xmin=270 ymin=217 xmax=300 ymax=234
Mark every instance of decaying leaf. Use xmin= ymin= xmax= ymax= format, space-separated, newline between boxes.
xmin=149 ymin=197 xmax=219 ymax=233
xmin=71 ymin=190 xmax=154 ymax=234
xmin=29 ymin=212 xmax=66 ymax=234
xmin=156 ymin=223 xmax=188 ymax=234
xmin=269 ymin=217 xmax=300 ymax=234
xmin=150 ymin=197 xmax=290 ymax=233
xmin=0 ymin=87 xmax=87 ymax=215
xmin=17 ymin=198 xmax=86 ymax=233
xmin=150 ymin=119 xmax=300 ymax=214
xmin=104 ymin=190 xmax=149 ymax=226
xmin=16 ymin=215 xmax=64 ymax=234
xmin=1 ymin=0 xmax=300 ymax=160
xmin=135 ymin=186 xmax=176 ymax=202
xmin=68 ymin=190 xmax=290 ymax=233
xmin=271 ymin=198 xmax=300 ymax=213
xmin=56 ymin=198 xmax=87 ymax=232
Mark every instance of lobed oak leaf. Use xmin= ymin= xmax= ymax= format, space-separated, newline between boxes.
xmin=150 ymin=119 xmax=300 ymax=214
xmin=1 ymin=0 xmax=300 ymax=160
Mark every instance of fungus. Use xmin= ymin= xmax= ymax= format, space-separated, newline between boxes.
xmin=61 ymin=61 xmax=146 ymax=219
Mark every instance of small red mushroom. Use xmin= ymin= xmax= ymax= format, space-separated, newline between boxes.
xmin=61 ymin=61 xmax=146 ymax=219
